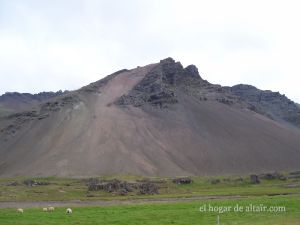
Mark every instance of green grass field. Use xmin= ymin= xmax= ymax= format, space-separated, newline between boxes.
xmin=0 ymin=174 xmax=299 ymax=202
xmin=0 ymin=174 xmax=299 ymax=224
xmin=0 ymin=195 xmax=299 ymax=225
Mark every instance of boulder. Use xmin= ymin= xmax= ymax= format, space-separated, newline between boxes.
xmin=172 ymin=177 xmax=193 ymax=184
xmin=250 ymin=174 xmax=260 ymax=184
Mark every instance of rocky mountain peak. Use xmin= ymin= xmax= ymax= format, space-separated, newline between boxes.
xmin=159 ymin=57 xmax=201 ymax=80
xmin=115 ymin=58 xmax=204 ymax=108
xmin=184 ymin=65 xmax=200 ymax=78
xmin=231 ymin=84 xmax=258 ymax=91
xmin=159 ymin=57 xmax=176 ymax=64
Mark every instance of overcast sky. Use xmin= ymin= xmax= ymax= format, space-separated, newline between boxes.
xmin=0 ymin=0 xmax=299 ymax=102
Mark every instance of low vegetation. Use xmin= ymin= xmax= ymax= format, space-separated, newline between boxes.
xmin=0 ymin=172 xmax=299 ymax=224
xmin=0 ymin=172 xmax=299 ymax=202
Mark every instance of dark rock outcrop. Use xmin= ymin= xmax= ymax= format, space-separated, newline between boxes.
xmin=172 ymin=177 xmax=193 ymax=184
xmin=115 ymin=57 xmax=204 ymax=108
xmin=87 ymin=179 xmax=159 ymax=195
xmin=288 ymin=171 xmax=300 ymax=179
xmin=210 ymin=179 xmax=221 ymax=184
xmin=115 ymin=58 xmax=246 ymax=110
xmin=0 ymin=94 xmax=81 ymax=142
xmin=184 ymin=65 xmax=200 ymax=78
xmin=23 ymin=179 xmax=50 ymax=187
xmin=258 ymin=172 xmax=287 ymax=180
xmin=230 ymin=84 xmax=300 ymax=128
xmin=250 ymin=174 xmax=260 ymax=184
xmin=40 ymin=95 xmax=80 ymax=113
xmin=139 ymin=182 xmax=159 ymax=195
xmin=87 ymin=179 xmax=134 ymax=193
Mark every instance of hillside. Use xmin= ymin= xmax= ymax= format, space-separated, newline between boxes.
xmin=228 ymin=84 xmax=300 ymax=129
xmin=0 ymin=91 xmax=65 ymax=116
xmin=0 ymin=58 xmax=299 ymax=177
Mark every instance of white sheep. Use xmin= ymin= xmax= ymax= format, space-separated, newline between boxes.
xmin=17 ymin=208 xmax=23 ymax=213
xmin=42 ymin=207 xmax=48 ymax=212
xmin=66 ymin=208 xmax=72 ymax=214
xmin=48 ymin=207 xmax=55 ymax=212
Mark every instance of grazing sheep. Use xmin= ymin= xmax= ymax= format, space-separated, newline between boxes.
xmin=43 ymin=208 xmax=48 ymax=212
xmin=66 ymin=208 xmax=72 ymax=214
xmin=17 ymin=208 xmax=23 ymax=213
xmin=48 ymin=207 xmax=55 ymax=212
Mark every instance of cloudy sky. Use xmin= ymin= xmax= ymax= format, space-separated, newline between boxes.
xmin=0 ymin=0 xmax=299 ymax=102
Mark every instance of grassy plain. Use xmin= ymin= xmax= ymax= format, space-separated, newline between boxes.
xmin=0 ymin=195 xmax=299 ymax=225
xmin=0 ymin=174 xmax=299 ymax=224
xmin=0 ymin=174 xmax=299 ymax=202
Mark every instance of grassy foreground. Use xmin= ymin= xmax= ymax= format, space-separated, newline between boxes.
xmin=0 ymin=174 xmax=300 ymax=201
xmin=0 ymin=195 xmax=299 ymax=225
xmin=0 ymin=174 xmax=299 ymax=224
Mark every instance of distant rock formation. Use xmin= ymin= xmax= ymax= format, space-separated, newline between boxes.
xmin=0 ymin=91 xmax=66 ymax=115
xmin=229 ymin=84 xmax=300 ymax=128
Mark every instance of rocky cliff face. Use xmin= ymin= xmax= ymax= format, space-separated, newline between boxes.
xmin=115 ymin=58 xmax=194 ymax=107
xmin=115 ymin=58 xmax=241 ymax=108
xmin=116 ymin=58 xmax=300 ymax=129
xmin=229 ymin=84 xmax=300 ymax=128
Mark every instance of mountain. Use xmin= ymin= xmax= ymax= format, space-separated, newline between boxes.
xmin=0 ymin=91 xmax=65 ymax=116
xmin=0 ymin=58 xmax=299 ymax=177
xmin=228 ymin=84 xmax=300 ymax=129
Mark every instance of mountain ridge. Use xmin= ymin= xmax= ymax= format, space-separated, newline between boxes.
xmin=0 ymin=91 xmax=66 ymax=117
xmin=0 ymin=58 xmax=299 ymax=177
